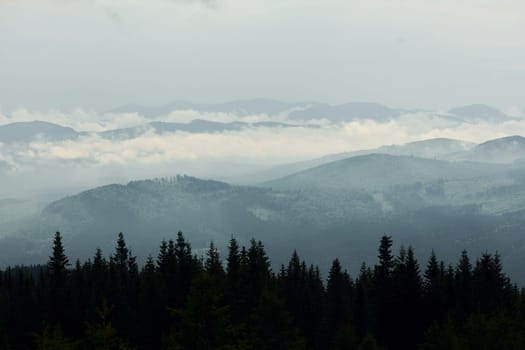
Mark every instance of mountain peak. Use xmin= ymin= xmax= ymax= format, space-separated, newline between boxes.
xmin=0 ymin=120 xmax=78 ymax=143
xmin=448 ymin=104 xmax=510 ymax=122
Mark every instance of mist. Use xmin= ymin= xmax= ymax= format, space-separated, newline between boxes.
xmin=0 ymin=104 xmax=524 ymax=199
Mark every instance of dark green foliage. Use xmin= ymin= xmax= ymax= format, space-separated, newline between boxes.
xmin=48 ymin=232 xmax=69 ymax=281
xmin=391 ymin=246 xmax=423 ymax=349
xmin=373 ymin=235 xmax=395 ymax=345
xmin=0 ymin=232 xmax=523 ymax=350
xmin=47 ymin=232 xmax=70 ymax=327
xmin=34 ymin=325 xmax=77 ymax=350
xmin=326 ymin=258 xmax=354 ymax=346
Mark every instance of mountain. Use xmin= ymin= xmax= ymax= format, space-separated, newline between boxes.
xmin=448 ymin=104 xmax=512 ymax=122
xmin=463 ymin=135 xmax=525 ymax=163
xmin=229 ymin=138 xmax=475 ymax=185
xmin=9 ymin=165 xmax=524 ymax=282
xmin=263 ymin=154 xmax=505 ymax=191
xmin=99 ymin=119 xmax=311 ymax=140
xmin=108 ymin=99 xmax=303 ymax=117
xmin=374 ymin=138 xmax=475 ymax=159
xmin=441 ymin=135 xmax=525 ymax=164
xmin=108 ymin=100 xmax=402 ymax=122
xmin=0 ymin=121 xmax=79 ymax=143
xmin=148 ymin=120 xmax=305 ymax=134
xmin=288 ymin=102 xmax=400 ymax=122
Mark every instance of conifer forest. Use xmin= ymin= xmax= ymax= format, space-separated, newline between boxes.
xmin=1 ymin=231 xmax=523 ymax=350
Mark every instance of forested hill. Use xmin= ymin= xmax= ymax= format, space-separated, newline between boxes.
xmin=1 ymin=231 xmax=524 ymax=350
xmin=11 ymin=167 xmax=525 ymax=285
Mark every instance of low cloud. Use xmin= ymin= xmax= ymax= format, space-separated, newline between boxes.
xmin=3 ymin=109 xmax=525 ymax=166
xmin=2 ymin=108 xmax=525 ymax=198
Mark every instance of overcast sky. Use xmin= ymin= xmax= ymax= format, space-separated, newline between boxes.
xmin=1 ymin=0 xmax=524 ymax=112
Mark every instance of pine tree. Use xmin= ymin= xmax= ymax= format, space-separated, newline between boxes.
xmin=455 ymin=250 xmax=473 ymax=316
xmin=48 ymin=232 xmax=69 ymax=284
xmin=354 ymin=262 xmax=373 ymax=338
xmin=326 ymin=258 xmax=354 ymax=347
xmin=373 ymin=235 xmax=395 ymax=346
xmin=84 ymin=301 xmax=133 ymax=350
xmin=226 ymin=237 xmax=240 ymax=282
xmin=247 ymin=239 xmax=271 ymax=298
xmin=392 ymin=245 xmax=422 ymax=348
xmin=375 ymin=235 xmax=394 ymax=282
xmin=205 ymin=241 xmax=223 ymax=277
xmin=174 ymin=231 xmax=193 ymax=307
xmin=157 ymin=240 xmax=169 ymax=273
xmin=47 ymin=231 xmax=70 ymax=326
xmin=112 ymin=232 xmax=129 ymax=277
xmin=423 ymin=251 xmax=446 ymax=324
xmin=143 ymin=255 xmax=156 ymax=275
xmin=283 ymin=251 xmax=312 ymax=346
xmin=93 ymin=248 xmax=106 ymax=273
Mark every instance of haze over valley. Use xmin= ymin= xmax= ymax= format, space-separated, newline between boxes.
xmin=2 ymin=100 xmax=525 ymax=283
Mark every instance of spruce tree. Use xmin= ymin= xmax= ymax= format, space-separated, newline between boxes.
xmin=326 ymin=258 xmax=354 ymax=346
xmin=47 ymin=232 xmax=70 ymax=327
xmin=375 ymin=235 xmax=394 ymax=281
xmin=205 ymin=241 xmax=223 ymax=277
xmin=373 ymin=235 xmax=395 ymax=346
xmin=455 ymin=250 xmax=473 ymax=316
xmin=93 ymin=248 xmax=106 ymax=273
xmin=48 ymin=232 xmax=70 ymax=283
xmin=112 ymin=232 xmax=129 ymax=274
xmin=174 ymin=231 xmax=193 ymax=306
xmin=423 ymin=251 xmax=445 ymax=324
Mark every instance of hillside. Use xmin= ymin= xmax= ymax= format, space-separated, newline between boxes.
xmin=0 ymin=121 xmax=79 ymax=143
xmin=464 ymin=135 xmax=525 ymax=163
xmin=229 ymin=138 xmax=474 ymax=185
xmin=0 ymin=156 xmax=520 ymax=283
xmin=263 ymin=154 xmax=504 ymax=191
xmin=448 ymin=104 xmax=512 ymax=122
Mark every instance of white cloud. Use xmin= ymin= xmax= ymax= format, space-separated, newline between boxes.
xmin=2 ymin=110 xmax=524 ymax=168
xmin=2 ymin=108 xmax=525 ymax=197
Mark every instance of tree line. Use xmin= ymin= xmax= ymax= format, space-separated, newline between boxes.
xmin=0 ymin=231 xmax=524 ymax=350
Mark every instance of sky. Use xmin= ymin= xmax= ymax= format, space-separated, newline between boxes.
xmin=1 ymin=0 xmax=524 ymax=112
xmin=1 ymin=0 xmax=525 ymax=199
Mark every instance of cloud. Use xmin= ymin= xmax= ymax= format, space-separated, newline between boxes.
xmin=3 ymin=107 xmax=525 ymax=198
xmin=2 ymin=109 xmax=146 ymax=132
xmin=0 ymin=107 xmax=311 ymax=132
xmin=2 ymin=0 xmax=524 ymax=112
xmin=2 ymin=110 xmax=523 ymax=167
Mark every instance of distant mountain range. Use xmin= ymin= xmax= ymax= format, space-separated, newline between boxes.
xmin=447 ymin=104 xmax=514 ymax=123
xmin=0 ymin=119 xmax=314 ymax=144
xmin=0 ymin=100 xmax=516 ymax=147
xmin=107 ymin=99 xmax=303 ymax=117
xmin=2 ymin=118 xmax=525 ymax=182
xmin=108 ymin=99 xmax=515 ymax=122
xmin=288 ymin=102 xmax=402 ymax=122
xmin=99 ymin=119 xmax=315 ymax=140
xmin=0 ymin=100 xmax=517 ymax=146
